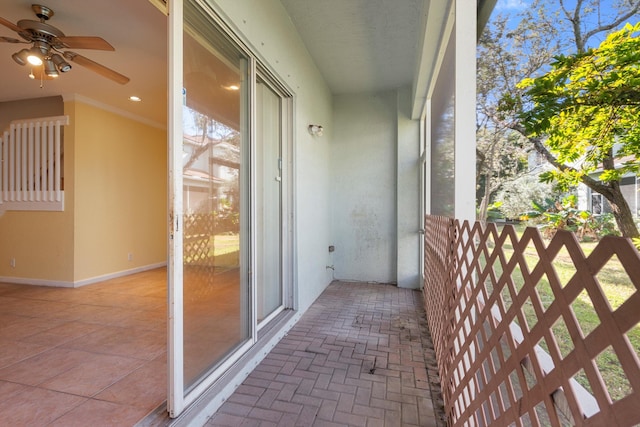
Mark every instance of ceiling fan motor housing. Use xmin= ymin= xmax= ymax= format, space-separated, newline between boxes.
xmin=32 ymin=4 xmax=54 ymax=21
xmin=17 ymin=20 xmax=65 ymax=48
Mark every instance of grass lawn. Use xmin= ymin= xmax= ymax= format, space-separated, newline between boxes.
xmin=209 ymin=234 xmax=240 ymax=257
xmin=492 ymin=223 xmax=638 ymax=402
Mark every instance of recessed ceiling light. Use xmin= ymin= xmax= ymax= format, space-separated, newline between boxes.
xmin=226 ymin=85 xmax=239 ymax=91
xmin=129 ymin=96 xmax=142 ymax=102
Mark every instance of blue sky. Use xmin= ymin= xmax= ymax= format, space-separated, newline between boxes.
xmin=494 ymin=0 xmax=527 ymax=12
xmin=491 ymin=0 xmax=640 ymax=48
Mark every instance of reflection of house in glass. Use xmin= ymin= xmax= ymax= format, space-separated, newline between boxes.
xmin=183 ymin=108 xmax=240 ymax=218
xmin=182 ymin=110 xmax=241 ymax=271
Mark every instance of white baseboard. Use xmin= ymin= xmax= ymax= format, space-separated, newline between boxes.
xmin=0 ymin=276 xmax=76 ymax=288
xmin=0 ymin=262 xmax=167 ymax=288
xmin=73 ymin=262 xmax=167 ymax=287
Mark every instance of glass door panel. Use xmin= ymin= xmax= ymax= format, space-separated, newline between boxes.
xmin=181 ymin=2 xmax=251 ymax=393
xmin=256 ymin=78 xmax=282 ymax=324
xmin=170 ymin=0 xmax=292 ymax=416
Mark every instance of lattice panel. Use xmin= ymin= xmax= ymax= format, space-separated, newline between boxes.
xmin=424 ymin=215 xmax=640 ymax=427
xmin=184 ymin=213 xmax=217 ymax=289
xmin=424 ymin=215 xmax=458 ymax=409
xmin=184 ymin=213 xmax=214 ymax=265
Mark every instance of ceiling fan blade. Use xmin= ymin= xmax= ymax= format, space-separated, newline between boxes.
xmin=63 ymin=51 xmax=130 ymax=85
xmin=0 ymin=16 xmax=23 ymax=33
xmin=57 ymin=36 xmax=115 ymax=51
xmin=0 ymin=36 xmax=22 ymax=43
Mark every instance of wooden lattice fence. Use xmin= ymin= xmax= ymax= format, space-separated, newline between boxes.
xmin=184 ymin=213 xmax=214 ymax=265
xmin=423 ymin=215 xmax=640 ymax=426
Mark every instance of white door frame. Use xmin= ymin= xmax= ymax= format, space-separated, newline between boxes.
xmin=167 ymin=0 xmax=295 ymax=418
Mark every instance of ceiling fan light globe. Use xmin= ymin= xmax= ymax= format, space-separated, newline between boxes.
xmin=27 ymin=53 xmax=43 ymax=66
xmin=12 ymin=49 xmax=29 ymax=66
xmin=27 ymin=44 xmax=48 ymax=66
xmin=44 ymin=59 xmax=58 ymax=77
xmin=27 ymin=56 xmax=43 ymax=66
xmin=52 ymin=54 xmax=71 ymax=72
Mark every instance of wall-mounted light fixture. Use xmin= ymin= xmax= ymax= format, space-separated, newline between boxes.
xmin=308 ymin=124 xmax=324 ymax=137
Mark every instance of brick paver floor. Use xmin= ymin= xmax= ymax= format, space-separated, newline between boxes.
xmin=206 ymin=281 xmax=445 ymax=427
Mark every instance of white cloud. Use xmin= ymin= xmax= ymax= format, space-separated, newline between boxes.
xmin=496 ymin=0 xmax=528 ymax=11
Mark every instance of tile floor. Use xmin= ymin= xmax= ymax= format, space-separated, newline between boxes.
xmin=205 ymin=281 xmax=445 ymax=427
xmin=0 ymin=268 xmax=168 ymax=426
xmin=0 ymin=272 xmax=445 ymax=426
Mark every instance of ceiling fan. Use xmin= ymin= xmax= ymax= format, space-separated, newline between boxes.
xmin=0 ymin=4 xmax=129 ymax=84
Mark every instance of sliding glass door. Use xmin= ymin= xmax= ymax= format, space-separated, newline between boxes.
xmin=181 ymin=20 xmax=251 ymax=394
xmin=168 ymin=0 xmax=291 ymax=417
xmin=256 ymin=76 xmax=283 ymax=325
xmin=169 ymin=0 xmax=252 ymax=415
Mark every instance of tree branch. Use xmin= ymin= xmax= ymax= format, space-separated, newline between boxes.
xmin=558 ymin=0 xmax=574 ymax=22
xmin=509 ymin=122 xmax=611 ymax=194
xmin=582 ymin=2 xmax=640 ymax=47
xmin=571 ymin=0 xmax=586 ymax=52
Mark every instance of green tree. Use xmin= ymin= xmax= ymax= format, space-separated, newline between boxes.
xmin=476 ymin=127 xmax=528 ymax=224
xmin=516 ymin=23 xmax=640 ymax=238
xmin=495 ymin=174 xmax=555 ymax=220
xmin=476 ymin=10 xmax=559 ymax=224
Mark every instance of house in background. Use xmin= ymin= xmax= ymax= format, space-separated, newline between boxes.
xmin=528 ymin=135 xmax=639 ymax=219
xmin=579 ymin=166 xmax=639 ymax=219
xmin=0 ymin=0 xmax=492 ymax=423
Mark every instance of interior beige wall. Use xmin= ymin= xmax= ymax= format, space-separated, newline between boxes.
xmin=72 ymin=101 xmax=167 ymax=282
xmin=0 ymin=97 xmax=74 ymax=283
xmin=0 ymin=209 xmax=75 ymax=282
xmin=0 ymin=98 xmax=167 ymax=285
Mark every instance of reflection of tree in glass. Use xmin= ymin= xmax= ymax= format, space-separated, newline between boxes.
xmin=184 ymin=108 xmax=240 ymax=171
xmin=431 ymin=61 xmax=456 ymax=217
xmin=183 ymin=107 xmax=241 ymax=229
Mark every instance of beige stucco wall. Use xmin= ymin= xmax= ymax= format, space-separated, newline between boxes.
xmin=331 ymin=91 xmax=400 ymax=284
xmin=212 ymin=0 xmax=334 ymax=312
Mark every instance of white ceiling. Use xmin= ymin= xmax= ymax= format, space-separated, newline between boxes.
xmin=0 ymin=0 xmax=167 ymax=125
xmin=0 ymin=0 xmax=427 ymax=125
xmin=279 ymin=0 xmax=424 ymax=95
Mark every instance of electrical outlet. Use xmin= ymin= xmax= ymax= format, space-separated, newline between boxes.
xmin=10 ymin=258 xmax=15 ymax=268
xmin=128 ymin=253 xmax=133 ymax=262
